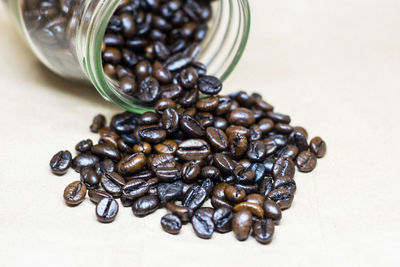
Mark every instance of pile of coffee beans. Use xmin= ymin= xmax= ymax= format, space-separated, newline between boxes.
xmin=101 ymin=0 xmax=221 ymax=104
xmin=50 ymin=90 xmax=327 ymax=244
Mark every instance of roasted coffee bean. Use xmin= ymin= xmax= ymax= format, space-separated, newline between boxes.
xmin=138 ymin=76 xmax=160 ymax=103
xmin=245 ymin=194 xmax=265 ymax=207
xmin=263 ymin=157 xmax=275 ymax=175
xmin=50 ymin=150 xmax=72 ymax=175
xmin=296 ymin=151 xmax=317 ymax=172
xmin=179 ymin=67 xmax=198 ymax=88
xmin=226 ymin=125 xmax=249 ymax=137
xmin=197 ymin=75 xmax=222 ymax=95
xmin=156 ymin=98 xmax=177 ymax=114
xmin=75 ymin=139 xmax=93 ymax=153
xmin=235 ymin=183 xmax=259 ymax=195
xmin=258 ymin=118 xmax=274 ymax=134
xmin=259 ymin=176 xmax=275 ymax=197
xmin=132 ymin=142 xmax=152 ymax=155
xmin=150 ymin=154 xmax=176 ymax=172
xmin=153 ymin=61 xmax=172 ymax=84
xmin=201 ymin=166 xmax=221 ymax=181
xmin=88 ymin=189 xmax=112 ymax=204
xmin=272 ymin=157 xmax=295 ymax=179
xmin=138 ymin=124 xmax=167 ymax=143
xmin=180 ymin=115 xmax=205 ymax=137
xmin=275 ymin=145 xmax=299 ymax=160
xmin=227 ymin=108 xmax=255 ymax=127
xmin=232 ymin=210 xmax=252 ymax=241
xmin=267 ymin=111 xmax=291 ymax=124
xmin=274 ymin=176 xmax=297 ymax=194
xmin=213 ymin=153 xmax=236 ymax=175
xmin=234 ymin=91 xmax=254 ymax=107
xmin=234 ymin=165 xmax=256 ymax=184
xmin=96 ymin=197 xmax=119 ymax=223
xmin=99 ymin=127 xmax=120 ymax=147
xmin=213 ymin=117 xmax=229 ymax=130
xmin=238 ymin=159 xmax=252 ymax=169
xmin=275 ymin=123 xmax=293 ymax=134
xmin=162 ymin=108 xmax=179 ymax=133
xmin=212 ymin=207 xmax=233 ymax=233
xmin=90 ymin=114 xmax=106 ymax=133
xmin=125 ymin=170 xmax=154 ymax=182
xmin=100 ymin=172 xmax=125 ymax=197
xmin=63 ymin=181 xmax=87 ymax=206
xmin=206 ymin=127 xmax=228 ymax=151
xmin=117 ymin=138 xmax=133 ymax=154
xmin=72 ymin=153 xmax=99 ymax=172
xmin=160 ymin=83 xmax=183 ymax=99
xmin=191 ymin=207 xmax=215 ymax=239
xmin=95 ymin=159 xmax=115 ymax=176
xmin=80 ymin=167 xmax=99 ymax=189
xmin=147 ymin=177 xmax=160 ymax=186
xmin=201 ymin=178 xmax=214 ymax=197
xmin=117 ymin=153 xmax=147 ymax=175
xmin=161 ymin=214 xmax=182 ymax=234
xmin=288 ymin=128 xmax=308 ymax=152
xmin=253 ymin=219 xmax=274 ymax=244
xmin=91 ymin=144 xmax=121 ymax=161
xmin=247 ymin=140 xmax=266 ymax=162
xmin=229 ymin=133 xmax=248 ymax=158
xmin=183 ymin=185 xmax=207 ymax=210
xmin=157 ymin=181 xmax=183 ymax=204
xmin=233 ymin=202 xmax=264 ymax=218
xmin=165 ymin=202 xmax=193 ymax=223
xmin=120 ymin=195 xmax=134 ymax=207
xmin=176 ymin=139 xmax=210 ymax=161
xmin=182 ymin=161 xmax=201 ymax=182
xmin=263 ymin=200 xmax=282 ymax=223
xmin=178 ymin=88 xmax=199 ymax=107
xmin=211 ymin=197 xmax=233 ymax=210
xmin=267 ymin=188 xmax=294 ymax=210
xmin=224 ymin=185 xmax=246 ymax=203
xmin=248 ymin=125 xmax=263 ymax=141
xmin=122 ymin=179 xmax=149 ymax=199
xmin=196 ymin=112 xmax=214 ymax=128
xmin=140 ymin=112 xmax=160 ymax=125
xmin=132 ymin=195 xmax=160 ymax=217
xmin=309 ymin=136 xmax=327 ymax=158
xmin=248 ymin=163 xmax=266 ymax=184
xmin=103 ymin=47 xmax=121 ymax=64
xmin=196 ymin=96 xmax=218 ymax=112
xmin=155 ymin=167 xmax=181 ymax=182
xmin=111 ymin=111 xmax=139 ymax=134
xmin=154 ymin=140 xmax=178 ymax=154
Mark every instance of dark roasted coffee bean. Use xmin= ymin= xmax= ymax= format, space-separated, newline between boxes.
xmin=95 ymin=159 xmax=115 ymax=176
xmin=213 ymin=117 xmax=229 ymax=130
xmin=155 ymin=98 xmax=176 ymax=114
xmin=161 ymin=108 xmax=179 ymax=133
xmin=50 ymin=150 xmax=72 ymax=175
xmin=154 ymin=140 xmax=178 ymax=154
xmin=198 ymin=75 xmax=222 ymax=95
xmin=119 ymin=75 xmax=137 ymax=95
xmin=267 ymin=188 xmax=294 ymax=210
xmin=150 ymin=154 xmax=175 ymax=172
xmin=235 ymin=183 xmax=259 ymax=195
xmin=276 ymin=145 xmax=299 ymax=160
xmin=101 ymin=172 xmax=125 ymax=197
xmin=117 ymin=153 xmax=147 ymax=175
xmin=182 ymin=161 xmax=201 ymax=182
xmin=239 ymin=159 xmax=252 ymax=169
xmin=103 ymin=47 xmax=121 ymax=64
xmin=99 ymin=127 xmax=120 ymax=147
xmin=247 ymin=140 xmax=266 ymax=162
xmin=288 ymin=128 xmax=309 ymax=152
xmin=178 ymin=88 xmax=199 ymax=107
xmin=122 ymin=179 xmax=149 ymax=199
xmin=180 ymin=115 xmax=204 ymax=137
xmin=206 ymin=127 xmax=228 ymax=151
xmin=96 ymin=197 xmax=119 ymax=223
xmin=229 ymin=133 xmax=248 ymax=158
xmin=201 ymin=178 xmax=214 ymax=197
xmin=211 ymin=197 xmax=233 ymax=210
xmin=274 ymin=176 xmax=296 ymax=194
xmin=80 ymin=167 xmax=99 ymax=189
xmin=75 ymin=139 xmax=93 ymax=153
xmin=275 ymin=123 xmax=294 ymax=134
xmin=138 ymin=76 xmax=160 ymax=103
xmin=160 ymin=83 xmax=183 ymax=99
xmin=309 ymin=136 xmax=327 ymax=158
xmin=132 ymin=195 xmax=160 ymax=217
xmin=201 ymin=166 xmax=221 ymax=181
xmin=234 ymin=202 xmax=264 ymax=218
xmin=234 ymin=165 xmax=256 ymax=184
xmin=157 ymin=181 xmax=183 ymax=204
xmin=245 ymin=193 xmax=265 ymax=207
xmin=227 ymin=108 xmax=255 ymax=127
xmin=91 ymin=144 xmax=121 ymax=161
xmin=154 ymin=41 xmax=170 ymax=61
xmin=253 ymin=219 xmax=274 ymax=244
xmin=117 ymin=138 xmax=133 ymax=154
xmin=153 ymin=61 xmax=172 ymax=84
xmin=72 ymin=153 xmax=99 ymax=172
xmin=296 ymin=151 xmax=317 ymax=172
xmin=88 ymin=189 xmax=112 ymax=204
xmin=213 ymin=153 xmax=236 ymax=175
xmin=263 ymin=199 xmax=282 ymax=223
xmin=138 ymin=124 xmax=167 ymax=143
xmin=111 ymin=111 xmax=139 ymax=134
xmin=139 ymin=112 xmax=160 ymax=125
xmin=267 ymin=111 xmax=291 ymax=124
xmin=254 ymin=98 xmax=273 ymax=111
xmin=232 ymin=210 xmax=252 ymax=241
xmin=63 ymin=181 xmax=87 ymax=206
xmin=212 ymin=207 xmax=233 ymax=233
xmin=249 ymin=163 xmax=266 ymax=184
xmin=176 ymin=139 xmax=210 ymax=161
xmin=226 ymin=125 xmax=249 ymax=138
xmin=147 ymin=177 xmax=160 ymax=186
xmin=90 ymin=114 xmax=106 ymax=133
xmin=155 ymin=167 xmax=181 ymax=182
xmin=165 ymin=202 xmax=193 ymax=223
xmin=272 ymin=157 xmax=295 ymax=179
xmin=224 ymin=185 xmax=246 ymax=203
xmin=196 ymin=112 xmax=214 ymax=128
xmin=196 ymin=96 xmax=218 ymax=112
xmin=132 ymin=142 xmax=152 ymax=155
xmin=125 ymin=170 xmax=154 ymax=182
xmin=248 ymin=125 xmax=263 ymax=141
xmin=258 ymin=118 xmax=274 ymax=134
xmin=183 ymin=185 xmax=207 ymax=210
xmin=120 ymin=195 xmax=134 ymax=207
xmin=234 ymin=91 xmax=253 ymax=107
xmin=179 ymin=67 xmax=198 ymax=88
xmin=263 ymin=157 xmax=275 ymax=175
xmin=161 ymin=214 xmax=182 ymax=234
xmin=165 ymin=54 xmax=192 ymax=71
xmin=259 ymin=176 xmax=275 ymax=197
xmin=191 ymin=207 xmax=215 ymax=239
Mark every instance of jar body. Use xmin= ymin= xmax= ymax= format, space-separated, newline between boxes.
xmin=6 ymin=0 xmax=250 ymax=112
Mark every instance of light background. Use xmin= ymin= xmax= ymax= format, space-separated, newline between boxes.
xmin=0 ymin=1 xmax=399 ymax=266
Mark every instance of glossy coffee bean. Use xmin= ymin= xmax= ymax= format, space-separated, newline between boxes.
xmin=119 ymin=75 xmax=137 ymax=95
xmin=117 ymin=138 xmax=133 ymax=154
xmin=161 ymin=214 xmax=182 ymax=234
xmin=224 ymin=185 xmax=246 ymax=203
xmin=191 ymin=207 xmax=215 ymax=239
xmin=253 ymin=219 xmax=274 ymax=244
xmin=100 ymin=172 xmax=125 ymax=197
xmin=160 ymin=83 xmax=183 ymax=99
xmin=233 ymin=202 xmax=264 ymax=218
xmin=178 ymin=88 xmax=199 ymax=107
xmin=211 ymin=197 xmax=233 ymax=210
xmin=95 ymin=159 xmax=115 ymax=176
xmin=72 ymin=153 xmax=99 ymax=172
xmin=197 ymin=75 xmax=222 ymax=95
xmin=165 ymin=202 xmax=192 ymax=223
xmin=259 ymin=176 xmax=275 ymax=197
xmin=179 ymin=67 xmax=198 ymax=88
xmin=272 ymin=157 xmax=295 ymax=179
xmin=162 ymin=108 xmax=179 ymax=133
xmin=274 ymin=176 xmax=297 ymax=194
xmin=267 ymin=188 xmax=294 ymax=210
xmin=213 ymin=117 xmax=229 ymax=130
xmin=201 ymin=166 xmax=221 ymax=181
xmin=155 ymin=167 xmax=181 ymax=182
xmin=229 ymin=133 xmax=248 ymax=158
xmin=226 ymin=125 xmax=249 ymax=137
xmin=138 ymin=76 xmax=160 ymax=103
xmin=183 ymin=185 xmax=207 ymax=210
xmin=154 ymin=140 xmax=178 ymax=154
xmin=150 ymin=154 xmax=176 ymax=172
xmin=132 ymin=142 xmax=152 ymax=155
xmin=206 ymin=127 xmax=228 ymax=151
xmin=96 ymin=197 xmax=119 ymax=223
xmin=258 ymin=118 xmax=274 ymax=134
xmin=50 ymin=150 xmax=72 ymax=175
xmin=196 ymin=96 xmax=218 ymax=112
xmin=181 ymin=161 xmax=201 ymax=182
xmin=75 ymin=139 xmax=93 ymax=153
xmin=227 ymin=108 xmax=255 ymax=127
xmin=157 ymin=181 xmax=183 ymax=204
xmin=117 ymin=153 xmax=147 ymax=175
xmin=275 ymin=123 xmax=293 ymax=134
xmin=140 ymin=112 xmax=160 ymax=125
xmin=176 ymin=139 xmax=210 ymax=161
xmin=138 ymin=124 xmax=167 ymax=144
xmin=232 ymin=210 xmax=252 ymax=241
xmin=90 ymin=114 xmax=106 ymax=133
xmin=63 ymin=181 xmax=87 ymax=206
xmin=309 ymin=136 xmax=327 ymax=158
xmin=296 ymin=151 xmax=317 ymax=172
xmin=91 ymin=144 xmax=121 ymax=161
xmin=245 ymin=194 xmax=265 ymax=207
xmin=235 ymin=183 xmax=259 ymax=195
xmin=132 ymin=195 xmax=160 ymax=217
xmin=276 ymin=145 xmax=299 ymax=160
xmin=88 ymin=189 xmax=112 ymax=204
xmin=267 ymin=111 xmax=291 ymax=124
xmin=180 ymin=115 xmax=205 ymax=137
xmin=213 ymin=153 xmax=236 ymax=175
xmin=212 ymin=207 xmax=233 ymax=233
xmin=80 ymin=167 xmax=100 ymax=189
xmin=247 ymin=140 xmax=266 ymax=162
xmin=288 ymin=128 xmax=309 ymax=152
xmin=263 ymin=199 xmax=282 ymax=223
xmin=122 ymin=179 xmax=149 ymax=199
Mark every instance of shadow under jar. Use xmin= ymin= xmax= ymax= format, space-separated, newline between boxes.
xmin=6 ymin=0 xmax=250 ymax=113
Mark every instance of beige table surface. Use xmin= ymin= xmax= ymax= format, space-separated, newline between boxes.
xmin=1 ymin=1 xmax=399 ymax=266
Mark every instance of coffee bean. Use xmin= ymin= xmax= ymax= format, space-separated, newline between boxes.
xmin=99 ymin=127 xmax=120 ymax=147
xmin=253 ymin=219 xmax=274 ymax=244
xmin=138 ymin=76 xmax=160 ymax=103
xmin=176 ymin=139 xmax=210 ymax=161
xmin=248 ymin=125 xmax=263 ymax=141
xmin=226 ymin=125 xmax=249 ymax=137
xmin=160 ymin=83 xmax=183 ymax=99
xmin=153 ymin=61 xmax=172 ymax=84
xmin=213 ymin=117 xmax=229 ymax=130
xmin=88 ymin=189 xmax=112 ymax=204
xmin=183 ymin=185 xmax=207 ymax=210
xmin=206 ymin=127 xmax=228 ymax=151
xmin=229 ymin=133 xmax=248 ymax=158
xmin=263 ymin=200 xmax=282 ymax=223
xmin=72 ymin=153 xmax=99 ymax=172
xmin=212 ymin=207 xmax=233 ymax=233
xmin=132 ymin=142 xmax=152 ymax=155
xmin=233 ymin=202 xmax=264 ymax=218
xmin=275 ymin=123 xmax=293 ymax=134
xmin=101 ymin=172 xmax=125 ymax=197
xmin=157 ymin=181 xmax=183 ymax=204
xmin=267 ymin=111 xmax=291 ymax=124
xmin=162 ymin=108 xmax=179 ymax=133
xmin=247 ymin=140 xmax=266 ymax=162
xmin=227 ymin=108 xmax=255 ymax=127
xmin=50 ymin=150 xmax=72 ymax=175
xmin=213 ymin=153 xmax=236 ymax=175
xmin=161 ymin=214 xmax=182 ymax=234
xmin=80 ymin=167 xmax=100 ymax=189
xmin=249 ymin=163 xmax=266 ymax=184
xmin=122 ymin=179 xmax=149 ymax=199
xmin=90 ymin=114 xmax=106 ymax=133
xmin=63 ymin=181 xmax=87 ymax=206
xmin=288 ymin=128 xmax=308 ymax=152
xmin=191 ymin=207 xmax=215 ymax=239
xmin=182 ymin=161 xmax=201 ymax=182
xmin=258 ymin=119 xmax=274 ymax=134
xmin=245 ymin=194 xmax=265 ymax=207
xmin=117 ymin=153 xmax=147 ymax=175
xmin=274 ymin=176 xmax=297 ymax=194
xmin=96 ymin=197 xmax=119 ymax=223
xmin=132 ymin=195 xmax=160 ymax=217
xmin=232 ymin=210 xmax=252 ymax=241
xmin=275 ymin=145 xmax=299 ymax=160
xmin=94 ymin=159 xmax=115 ymax=176
xmin=178 ymin=88 xmax=199 ymax=107
xmin=179 ymin=67 xmax=198 ymax=88
xmin=201 ymin=166 xmax=221 ymax=181
xmin=140 ymin=112 xmax=160 ymax=125
xmin=197 ymin=75 xmax=222 ymax=95
xmin=272 ymin=157 xmax=295 ymax=179
xmin=296 ymin=151 xmax=317 ymax=172
xmin=117 ymin=138 xmax=133 ymax=154
xmin=309 ymin=136 xmax=327 ymax=158
xmin=91 ymin=144 xmax=121 ymax=161
xmin=138 ymin=124 xmax=167 ymax=143
xmin=165 ymin=202 xmax=193 ymax=223
xmin=211 ymin=197 xmax=233 ymax=210
xmin=196 ymin=96 xmax=218 ymax=112
xmin=155 ymin=167 xmax=181 ymax=182
xmin=263 ymin=157 xmax=275 ymax=175
xmin=224 ymin=185 xmax=246 ymax=203
xmin=180 ymin=115 xmax=205 ymax=137
xmin=235 ymin=183 xmax=259 ymax=195
xmin=110 ymin=111 xmax=139 ymax=134
xmin=75 ymin=139 xmax=93 ymax=153
xmin=267 ymin=188 xmax=294 ymax=210
xmin=150 ymin=154 xmax=176 ymax=172
xmin=259 ymin=176 xmax=275 ymax=197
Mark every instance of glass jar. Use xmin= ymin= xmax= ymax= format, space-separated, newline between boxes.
xmin=6 ymin=0 xmax=250 ymax=113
